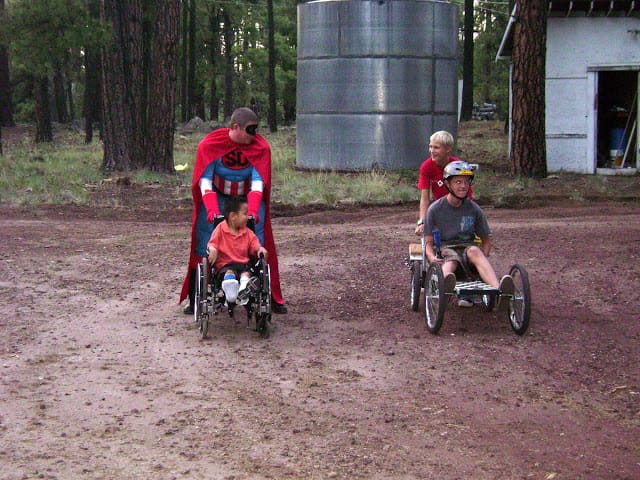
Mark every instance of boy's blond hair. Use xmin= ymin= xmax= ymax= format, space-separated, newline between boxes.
xmin=430 ymin=130 xmax=454 ymax=148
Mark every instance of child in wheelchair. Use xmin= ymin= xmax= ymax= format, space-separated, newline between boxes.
xmin=423 ymin=160 xmax=515 ymax=305
xmin=206 ymin=195 xmax=268 ymax=307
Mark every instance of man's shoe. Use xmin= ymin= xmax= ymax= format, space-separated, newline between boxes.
xmin=183 ymin=304 xmax=194 ymax=315
xmin=457 ymin=296 xmax=474 ymax=308
xmin=272 ymin=303 xmax=288 ymax=314
xmin=444 ymin=273 xmax=457 ymax=293
xmin=499 ymin=275 xmax=515 ymax=295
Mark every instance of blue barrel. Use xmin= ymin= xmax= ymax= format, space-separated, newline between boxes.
xmin=609 ymin=128 xmax=627 ymax=157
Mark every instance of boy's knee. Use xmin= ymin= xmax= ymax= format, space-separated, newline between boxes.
xmin=466 ymin=246 xmax=484 ymax=259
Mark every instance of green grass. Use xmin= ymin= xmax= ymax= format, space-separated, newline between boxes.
xmin=0 ymin=139 xmax=105 ymax=205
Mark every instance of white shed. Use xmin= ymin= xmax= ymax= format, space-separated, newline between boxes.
xmin=497 ymin=1 xmax=640 ymax=174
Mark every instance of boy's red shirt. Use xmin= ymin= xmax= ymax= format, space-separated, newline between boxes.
xmin=208 ymin=221 xmax=261 ymax=271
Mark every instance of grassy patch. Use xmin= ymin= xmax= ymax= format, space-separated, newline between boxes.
xmin=2 ymin=121 xmax=635 ymax=209
xmin=0 ymin=139 xmax=105 ymax=205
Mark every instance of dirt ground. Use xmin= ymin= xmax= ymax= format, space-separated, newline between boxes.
xmin=1 ymin=192 xmax=639 ymax=480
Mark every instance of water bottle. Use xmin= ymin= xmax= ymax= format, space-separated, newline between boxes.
xmin=432 ymin=228 xmax=441 ymax=259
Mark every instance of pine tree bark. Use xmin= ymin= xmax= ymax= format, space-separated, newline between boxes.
xmin=267 ymin=0 xmax=277 ymax=132
xmin=0 ymin=0 xmax=14 ymax=127
xmin=147 ymin=0 xmax=180 ymax=172
xmin=101 ymin=0 xmax=145 ymax=171
xmin=34 ymin=76 xmax=53 ymax=143
xmin=83 ymin=0 xmax=102 ymax=143
xmin=223 ymin=9 xmax=234 ymax=120
xmin=511 ymin=0 xmax=547 ymax=177
xmin=188 ymin=0 xmax=197 ymax=119
xmin=208 ymin=8 xmax=221 ymax=123
xmin=180 ymin=1 xmax=188 ymax=122
xmin=53 ymin=64 xmax=69 ymax=124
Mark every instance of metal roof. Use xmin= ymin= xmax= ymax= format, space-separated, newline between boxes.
xmin=496 ymin=1 xmax=640 ymax=60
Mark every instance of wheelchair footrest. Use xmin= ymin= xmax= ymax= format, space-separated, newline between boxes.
xmin=454 ymin=280 xmax=499 ymax=295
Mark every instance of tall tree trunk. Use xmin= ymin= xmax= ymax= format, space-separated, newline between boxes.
xmin=53 ymin=64 xmax=69 ymax=123
xmin=180 ymin=0 xmax=188 ymax=122
xmin=208 ymin=8 xmax=221 ymax=123
xmin=34 ymin=76 xmax=53 ymax=142
xmin=511 ymin=0 xmax=547 ymax=177
xmin=188 ymin=0 xmax=196 ymax=119
xmin=101 ymin=0 xmax=145 ymax=171
xmin=147 ymin=0 xmax=180 ymax=173
xmin=67 ymin=80 xmax=75 ymax=120
xmin=84 ymin=0 xmax=102 ymax=143
xmin=267 ymin=0 xmax=277 ymax=132
xmin=222 ymin=9 xmax=234 ymax=120
xmin=0 ymin=0 xmax=14 ymax=127
xmin=460 ymin=0 xmax=474 ymax=121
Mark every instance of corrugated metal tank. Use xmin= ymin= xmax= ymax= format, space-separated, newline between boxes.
xmin=296 ymin=0 xmax=459 ymax=171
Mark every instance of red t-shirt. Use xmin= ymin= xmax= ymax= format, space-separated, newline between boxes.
xmin=207 ymin=221 xmax=261 ymax=271
xmin=417 ymin=156 xmax=473 ymax=200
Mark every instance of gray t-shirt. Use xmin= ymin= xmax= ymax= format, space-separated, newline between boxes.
xmin=425 ymin=197 xmax=491 ymax=245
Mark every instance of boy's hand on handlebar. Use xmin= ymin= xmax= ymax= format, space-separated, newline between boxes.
xmin=257 ymin=246 xmax=268 ymax=259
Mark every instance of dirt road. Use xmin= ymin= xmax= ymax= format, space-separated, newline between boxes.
xmin=1 ymin=202 xmax=639 ymax=479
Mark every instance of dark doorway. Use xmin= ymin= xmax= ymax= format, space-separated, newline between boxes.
xmin=597 ymin=70 xmax=638 ymax=169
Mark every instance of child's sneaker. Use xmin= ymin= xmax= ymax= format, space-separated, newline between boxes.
xmin=499 ymin=275 xmax=515 ymax=295
xmin=222 ymin=277 xmax=239 ymax=303
xmin=237 ymin=277 xmax=251 ymax=305
xmin=444 ymin=273 xmax=457 ymax=293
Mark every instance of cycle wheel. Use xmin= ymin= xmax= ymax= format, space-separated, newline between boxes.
xmin=410 ymin=261 xmax=422 ymax=312
xmin=424 ymin=263 xmax=446 ymax=334
xmin=507 ymin=264 xmax=531 ymax=335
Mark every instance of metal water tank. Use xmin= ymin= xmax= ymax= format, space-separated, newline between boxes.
xmin=296 ymin=0 xmax=459 ymax=170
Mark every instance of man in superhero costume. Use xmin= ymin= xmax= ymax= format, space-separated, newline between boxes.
xmin=180 ymin=107 xmax=287 ymax=314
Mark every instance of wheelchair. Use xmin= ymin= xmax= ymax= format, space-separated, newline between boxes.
xmin=193 ymin=217 xmax=271 ymax=339
xmin=193 ymin=253 xmax=272 ymax=339
xmin=408 ymin=236 xmax=531 ymax=335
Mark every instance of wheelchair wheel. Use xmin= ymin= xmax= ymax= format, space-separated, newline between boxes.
xmin=254 ymin=259 xmax=271 ymax=338
xmin=410 ymin=261 xmax=422 ymax=312
xmin=196 ymin=259 xmax=210 ymax=339
xmin=424 ymin=262 xmax=446 ymax=334
xmin=507 ymin=264 xmax=531 ymax=335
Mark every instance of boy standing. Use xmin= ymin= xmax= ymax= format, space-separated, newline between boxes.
xmin=207 ymin=196 xmax=268 ymax=304
xmin=415 ymin=130 xmax=473 ymax=236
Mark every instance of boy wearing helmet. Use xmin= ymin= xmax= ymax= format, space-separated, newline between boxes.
xmin=423 ymin=160 xmax=515 ymax=297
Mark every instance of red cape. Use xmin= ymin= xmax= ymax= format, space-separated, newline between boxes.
xmin=179 ymin=128 xmax=284 ymax=305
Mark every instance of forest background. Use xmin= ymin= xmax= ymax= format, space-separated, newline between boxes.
xmin=0 ymin=0 xmax=511 ymax=167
